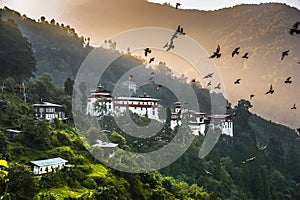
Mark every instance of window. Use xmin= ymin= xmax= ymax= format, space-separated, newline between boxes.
xmin=152 ymin=110 xmax=155 ymax=116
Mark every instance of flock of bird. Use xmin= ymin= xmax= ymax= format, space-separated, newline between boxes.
xmin=207 ymin=21 xmax=300 ymax=111
xmin=139 ymin=3 xmax=300 ymax=164
xmin=141 ymin=3 xmax=299 ymax=112
xmin=143 ymin=3 xmax=299 ymax=119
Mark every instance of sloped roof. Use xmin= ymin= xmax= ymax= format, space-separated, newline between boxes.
xmin=29 ymin=157 xmax=68 ymax=167
xmin=32 ymin=102 xmax=63 ymax=107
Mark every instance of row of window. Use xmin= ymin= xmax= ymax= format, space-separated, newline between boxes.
xmin=34 ymin=108 xmax=57 ymax=113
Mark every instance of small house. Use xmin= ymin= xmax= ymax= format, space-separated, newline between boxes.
xmin=5 ymin=129 xmax=23 ymax=139
xmin=91 ymin=140 xmax=118 ymax=157
xmin=27 ymin=157 xmax=68 ymax=175
xmin=33 ymin=101 xmax=65 ymax=121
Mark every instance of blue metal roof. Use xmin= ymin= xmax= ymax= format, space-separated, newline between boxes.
xmin=30 ymin=157 xmax=68 ymax=167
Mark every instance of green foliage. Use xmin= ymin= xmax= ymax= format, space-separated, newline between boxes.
xmin=0 ymin=18 xmax=36 ymax=81
xmin=0 ymin=93 xmax=33 ymax=128
xmin=0 ymin=7 xmax=92 ymax=86
xmin=64 ymin=77 xmax=74 ymax=96
xmin=8 ymin=163 xmax=38 ymax=200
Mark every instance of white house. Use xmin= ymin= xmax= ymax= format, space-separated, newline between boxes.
xmin=87 ymin=85 xmax=160 ymax=121
xmin=87 ymin=85 xmax=113 ymax=116
xmin=170 ymin=102 xmax=233 ymax=137
xmin=206 ymin=114 xmax=233 ymax=137
xmin=113 ymin=94 xmax=160 ymax=121
xmin=33 ymin=102 xmax=65 ymax=121
xmin=27 ymin=157 xmax=68 ymax=175
xmin=91 ymin=140 xmax=119 ymax=157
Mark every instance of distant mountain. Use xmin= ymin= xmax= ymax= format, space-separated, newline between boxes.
xmin=58 ymin=0 xmax=300 ymax=128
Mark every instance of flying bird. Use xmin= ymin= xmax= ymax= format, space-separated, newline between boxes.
xmin=166 ymin=43 xmax=175 ymax=51
xmin=157 ymin=84 xmax=162 ymax=91
xmin=206 ymin=81 xmax=212 ymax=87
xmin=281 ymin=50 xmax=289 ymax=60
xmin=242 ymin=52 xmax=249 ymax=59
xmin=291 ymin=104 xmax=297 ymax=110
xmin=241 ymin=156 xmax=256 ymax=164
xmin=175 ymin=2 xmax=181 ymax=9
xmin=203 ymin=73 xmax=214 ymax=79
xmin=265 ymin=84 xmax=274 ymax=94
xmin=210 ymin=45 xmax=221 ymax=59
xmin=163 ymin=42 xmax=169 ymax=48
xmin=250 ymin=94 xmax=255 ymax=100
xmin=289 ymin=22 xmax=300 ymax=35
xmin=259 ymin=145 xmax=267 ymax=151
xmin=149 ymin=57 xmax=155 ymax=64
xmin=144 ymin=48 xmax=151 ymax=57
xmin=232 ymin=47 xmax=240 ymax=57
xmin=234 ymin=79 xmax=241 ymax=84
xmin=214 ymin=83 xmax=221 ymax=89
xmin=204 ymin=169 xmax=213 ymax=176
xmin=176 ymin=25 xmax=185 ymax=35
xmin=284 ymin=77 xmax=292 ymax=84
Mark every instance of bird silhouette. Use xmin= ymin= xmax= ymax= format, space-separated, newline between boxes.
xmin=265 ymin=84 xmax=274 ymax=94
xmin=232 ymin=47 xmax=240 ymax=57
xmin=176 ymin=25 xmax=185 ymax=35
xmin=289 ymin=22 xmax=300 ymax=35
xmin=163 ymin=42 xmax=169 ymax=48
xmin=281 ymin=50 xmax=289 ymax=60
xmin=149 ymin=57 xmax=155 ymax=64
xmin=206 ymin=81 xmax=212 ymax=87
xmin=144 ymin=48 xmax=151 ymax=57
xmin=166 ymin=43 xmax=175 ymax=51
xmin=214 ymin=83 xmax=221 ymax=89
xmin=157 ymin=84 xmax=162 ymax=91
xmin=203 ymin=73 xmax=214 ymax=79
xmin=242 ymin=52 xmax=249 ymax=59
xmin=234 ymin=79 xmax=241 ymax=84
xmin=250 ymin=94 xmax=255 ymax=100
xmin=175 ymin=2 xmax=181 ymax=9
xmin=291 ymin=104 xmax=297 ymax=110
xmin=210 ymin=45 xmax=221 ymax=58
xmin=284 ymin=77 xmax=292 ymax=84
